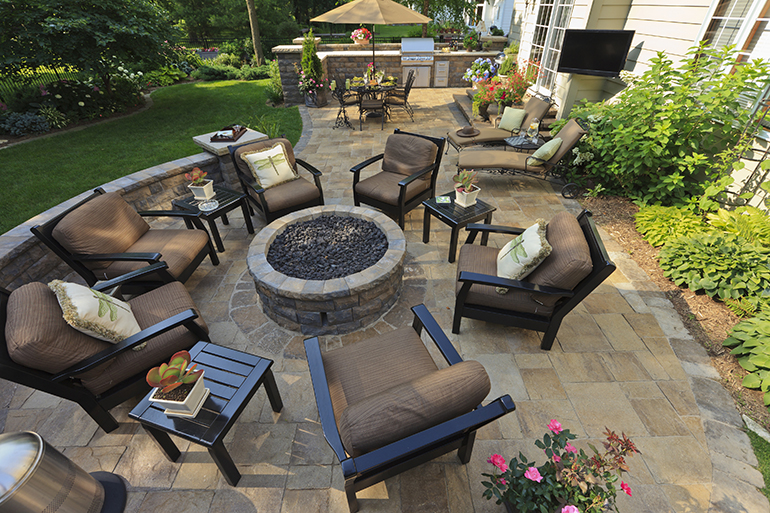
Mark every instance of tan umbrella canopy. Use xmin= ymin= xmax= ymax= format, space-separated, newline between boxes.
xmin=311 ymin=0 xmax=431 ymax=71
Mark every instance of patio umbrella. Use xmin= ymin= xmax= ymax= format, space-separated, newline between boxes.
xmin=310 ymin=0 xmax=431 ymax=72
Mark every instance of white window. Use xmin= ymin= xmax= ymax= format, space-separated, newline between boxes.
xmin=530 ymin=0 xmax=574 ymax=94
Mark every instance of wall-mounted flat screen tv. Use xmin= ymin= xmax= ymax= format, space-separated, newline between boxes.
xmin=557 ymin=29 xmax=635 ymax=78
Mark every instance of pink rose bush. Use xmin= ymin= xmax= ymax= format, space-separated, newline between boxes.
xmin=481 ymin=421 xmax=639 ymax=512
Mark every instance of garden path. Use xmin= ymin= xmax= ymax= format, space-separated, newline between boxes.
xmin=0 ymin=88 xmax=765 ymax=512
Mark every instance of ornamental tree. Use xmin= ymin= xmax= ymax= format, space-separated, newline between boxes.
xmin=0 ymin=0 xmax=177 ymax=96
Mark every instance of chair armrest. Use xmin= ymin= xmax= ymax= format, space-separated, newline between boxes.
xmin=73 ymin=252 xmax=162 ymax=263
xmin=92 ymin=262 xmax=174 ymax=293
xmin=350 ymin=154 xmax=384 ymax=175
xmin=458 ymin=271 xmax=575 ymax=298
xmin=305 ymin=337 xmax=349 ymax=462
xmin=138 ymin=210 xmax=202 ymax=219
xmin=411 ymin=304 xmax=462 ymax=365
xmin=397 ymin=164 xmax=435 ymax=187
xmin=350 ymin=395 xmax=516 ymax=477
xmin=464 ymin=223 xmax=524 ymax=245
xmin=51 ymin=308 xmax=201 ymax=382
xmin=296 ymin=158 xmax=323 ymax=177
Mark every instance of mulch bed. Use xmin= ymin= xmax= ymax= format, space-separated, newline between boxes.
xmin=581 ymin=196 xmax=770 ymax=430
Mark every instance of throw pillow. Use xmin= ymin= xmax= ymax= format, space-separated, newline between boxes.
xmin=496 ymin=219 xmax=552 ymax=294
xmin=498 ymin=106 xmax=527 ymax=133
xmin=526 ymin=137 xmax=563 ymax=167
xmin=48 ymin=280 xmax=142 ymax=344
xmin=240 ymin=143 xmax=298 ymax=189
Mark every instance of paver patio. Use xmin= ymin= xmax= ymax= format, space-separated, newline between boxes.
xmin=1 ymin=88 xmax=767 ymax=512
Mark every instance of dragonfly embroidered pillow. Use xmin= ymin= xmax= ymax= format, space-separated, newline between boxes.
xmin=48 ymin=280 xmax=142 ymax=344
xmin=240 ymin=142 xmax=299 ymax=189
xmin=495 ymin=219 xmax=552 ymax=294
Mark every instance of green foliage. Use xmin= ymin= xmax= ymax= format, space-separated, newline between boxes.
xmin=498 ymin=56 xmax=516 ymax=76
xmin=238 ymin=65 xmax=270 ymax=81
xmin=214 ymin=53 xmax=243 ymax=68
xmin=219 ymin=39 xmax=255 ymax=61
xmin=634 ymin=205 xmax=708 ymax=247
xmin=0 ymin=112 xmax=50 ymax=136
xmin=746 ymin=430 xmax=770 ymax=502
xmin=301 ymin=29 xmax=323 ymax=82
xmin=242 ymin=114 xmax=282 ymax=139
xmin=143 ymin=67 xmax=188 ymax=88
xmin=707 ymin=207 xmax=770 ymax=247
xmin=191 ymin=64 xmax=240 ymax=81
xmin=725 ymin=297 xmax=759 ymax=318
xmin=38 ymin=106 xmax=69 ymax=129
xmin=564 ymin=43 xmax=770 ymax=206
xmin=266 ymin=59 xmax=283 ymax=103
xmin=723 ymin=312 xmax=770 ymax=405
xmin=463 ymin=30 xmax=480 ymax=50
xmin=490 ymin=26 xmax=504 ymax=36
xmin=659 ymin=232 xmax=770 ymax=301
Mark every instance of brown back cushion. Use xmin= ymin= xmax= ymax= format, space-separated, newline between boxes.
xmin=338 ymin=360 xmax=491 ymax=457
xmin=5 ymin=282 xmax=109 ymax=375
xmin=528 ymin=212 xmax=593 ymax=297
xmin=382 ymin=134 xmax=438 ymax=178
xmin=232 ymin=138 xmax=297 ymax=180
xmin=52 ymin=192 xmax=149 ymax=270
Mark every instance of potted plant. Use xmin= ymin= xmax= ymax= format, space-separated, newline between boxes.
xmin=300 ymin=29 xmax=327 ymax=107
xmin=453 ymin=170 xmax=480 ymax=207
xmin=146 ymin=350 xmax=207 ymax=415
xmin=351 ymin=27 xmax=372 ymax=45
xmin=463 ymin=57 xmax=497 ymax=88
xmin=472 ymin=83 xmax=496 ymax=119
xmin=482 ymin=420 xmax=639 ymax=513
xmin=185 ymin=167 xmax=215 ymax=200
xmin=463 ymin=30 xmax=480 ymax=51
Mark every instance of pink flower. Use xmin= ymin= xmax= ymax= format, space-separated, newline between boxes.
xmin=548 ymin=419 xmax=562 ymax=434
xmin=93 ymin=86 xmax=100 ymax=92
xmin=499 ymin=478 xmax=507 ymax=485
xmin=524 ymin=467 xmax=542 ymax=483
xmin=553 ymin=454 xmax=561 ymax=463
xmin=487 ymin=454 xmax=508 ymax=472
xmin=562 ymin=506 xmax=579 ymax=513
xmin=565 ymin=443 xmax=577 ymax=454
xmin=621 ymin=482 xmax=632 ymax=496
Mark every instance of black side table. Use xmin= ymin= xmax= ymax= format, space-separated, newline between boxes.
xmin=172 ymin=185 xmax=254 ymax=252
xmin=128 ymin=342 xmax=283 ymax=486
xmin=422 ymin=192 xmax=497 ymax=263
xmin=504 ymin=135 xmax=545 ymax=152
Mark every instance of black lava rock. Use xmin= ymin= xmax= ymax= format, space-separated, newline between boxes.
xmin=267 ymin=215 xmax=388 ymax=280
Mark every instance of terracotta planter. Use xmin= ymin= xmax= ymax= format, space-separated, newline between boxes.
xmin=455 ymin=185 xmax=480 ymax=208
xmin=150 ymin=371 xmax=207 ymax=416
xmin=354 ymin=39 xmax=369 ymax=45
xmin=188 ymin=179 xmax=215 ymax=200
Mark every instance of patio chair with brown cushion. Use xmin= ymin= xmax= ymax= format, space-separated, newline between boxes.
xmin=352 ymin=129 xmax=445 ymax=228
xmin=446 ymin=95 xmax=551 ymax=153
xmin=457 ymin=118 xmax=589 ymax=198
xmin=453 ymin=210 xmax=615 ymax=350
xmin=31 ymin=187 xmax=218 ymax=293
xmin=228 ymin=138 xmax=324 ymax=224
xmin=0 ymin=262 xmax=209 ymax=432
xmin=305 ymin=304 xmax=515 ymax=513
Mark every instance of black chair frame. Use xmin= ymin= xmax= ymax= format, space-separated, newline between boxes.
xmin=31 ymin=187 xmax=218 ymax=293
xmin=227 ymin=140 xmax=325 ymax=224
xmin=305 ymin=304 xmax=515 ymax=513
xmin=332 ymin=73 xmax=356 ymax=130
xmin=0 ymin=262 xmax=210 ymax=433
xmin=453 ymin=210 xmax=616 ymax=350
xmin=386 ymin=69 xmax=416 ymax=121
xmin=351 ymin=129 xmax=446 ymax=229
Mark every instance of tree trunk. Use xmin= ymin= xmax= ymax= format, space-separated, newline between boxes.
xmin=421 ymin=0 xmax=429 ymax=37
xmin=245 ymin=0 xmax=264 ymax=65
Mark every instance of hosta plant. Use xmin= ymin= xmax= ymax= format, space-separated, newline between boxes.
xmin=634 ymin=205 xmax=708 ymax=247
xmin=146 ymin=350 xmax=203 ymax=393
xmin=658 ymin=232 xmax=770 ymax=301
xmin=723 ymin=312 xmax=770 ymax=405
xmin=707 ymin=206 xmax=770 ymax=247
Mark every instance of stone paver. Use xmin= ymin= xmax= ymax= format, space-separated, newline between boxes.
xmin=1 ymin=88 xmax=766 ymax=512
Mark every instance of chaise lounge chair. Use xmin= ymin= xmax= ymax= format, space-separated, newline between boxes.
xmin=457 ymin=118 xmax=589 ymax=198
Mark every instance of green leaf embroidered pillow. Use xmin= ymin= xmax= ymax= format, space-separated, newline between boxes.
xmin=495 ymin=219 xmax=552 ymax=294
xmin=48 ymin=280 xmax=142 ymax=343
xmin=526 ymin=137 xmax=562 ymax=167
xmin=240 ymin=142 xmax=299 ymax=189
xmin=498 ymin=106 xmax=527 ymax=133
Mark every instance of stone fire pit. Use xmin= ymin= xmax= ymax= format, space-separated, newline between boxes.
xmin=247 ymin=206 xmax=406 ymax=335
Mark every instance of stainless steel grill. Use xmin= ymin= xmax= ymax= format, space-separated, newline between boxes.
xmin=400 ymin=38 xmax=434 ymax=88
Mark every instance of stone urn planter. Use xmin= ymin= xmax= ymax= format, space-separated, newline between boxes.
xmin=197 ymin=50 xmax=219 ymax=60
xmin=305 ymin=88 xmax=328 ymax=108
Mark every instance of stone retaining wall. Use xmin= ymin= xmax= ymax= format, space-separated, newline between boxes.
xmin=0 ymin=151 xmax=234 ymax=290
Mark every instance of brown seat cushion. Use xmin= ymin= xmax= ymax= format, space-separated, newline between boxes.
xmin=354 ymin=171 xmax=431 ymax=206
xmin=458 ymin=149 xmax=530 ymax=171
xmin=52 ymin=192 xmax=150 ymax=270
xmin=5 ymin=281 xmax=207 ymax=395
xmin=338 ymin=360 xmax=491 ymax=457
xmin=321 ymin=327 xmax=438 ymax=424
xmin=382 ymin=134 xmax=438 ymax=178
xmin=261 ymin=176 xmax=321 ymax=212
xmin=448 ymin=127 xmax=514 ymax=148
xmin=232 ymin=138 xmax=298 ymax=180
xmin=96 ymin=228 xmax=210 ymax=281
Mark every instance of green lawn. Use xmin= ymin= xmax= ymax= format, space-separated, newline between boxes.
xmin=0 ymin=80 xmax=300 ymax=235
xmin=748 ymin=429 xmax=770 ymax=501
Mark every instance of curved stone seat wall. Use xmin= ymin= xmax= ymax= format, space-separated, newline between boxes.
xmin=0 ymin=151 xmax=238 ymax=290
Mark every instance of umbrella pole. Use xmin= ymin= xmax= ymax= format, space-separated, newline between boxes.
xmin=372 ymin=25 xmax=376 ymax=72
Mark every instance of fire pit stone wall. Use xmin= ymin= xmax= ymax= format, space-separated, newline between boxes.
xmin=247 ymin=205 xmax=406 ymax=336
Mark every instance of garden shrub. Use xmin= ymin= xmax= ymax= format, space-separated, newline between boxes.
xmin=707 ymin=207 xmax=770 ymax=247
xmin=723 ymin=312 xmax=770 ymax=405
xmin=634 ymin=205 xmax=708 ymax=247
xmin=301 ymin=29 xmax=323 ymax=82
xmin=215 ymin=53 xmax=243 ymax=68
xmin=266 ymin=59 xmax=283 ymax=103
xmin=659 ymin=232 xmax=770 ymax=301
xmin=564 ymin=43 xmax=770 ymax=206
xmin=0 ymin=112 xmax=50 ymax=136
xmin=219 ymin=39 xmax=254 ymax=62
xmin=191 ymin=64 xmax=240 ymax=81
xmin=237 ymin=64 xmax=270 ymax=81
xmin=6 ymin=83 xmax=46 ymax=113
xmin=143 ymin=66 xmax=188 ymax=87
xmin=38 ymin=105 xmax=68 ymax=129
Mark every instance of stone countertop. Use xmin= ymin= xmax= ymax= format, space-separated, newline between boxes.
xmin=192 ymin=128 xmax=268 ymax=157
